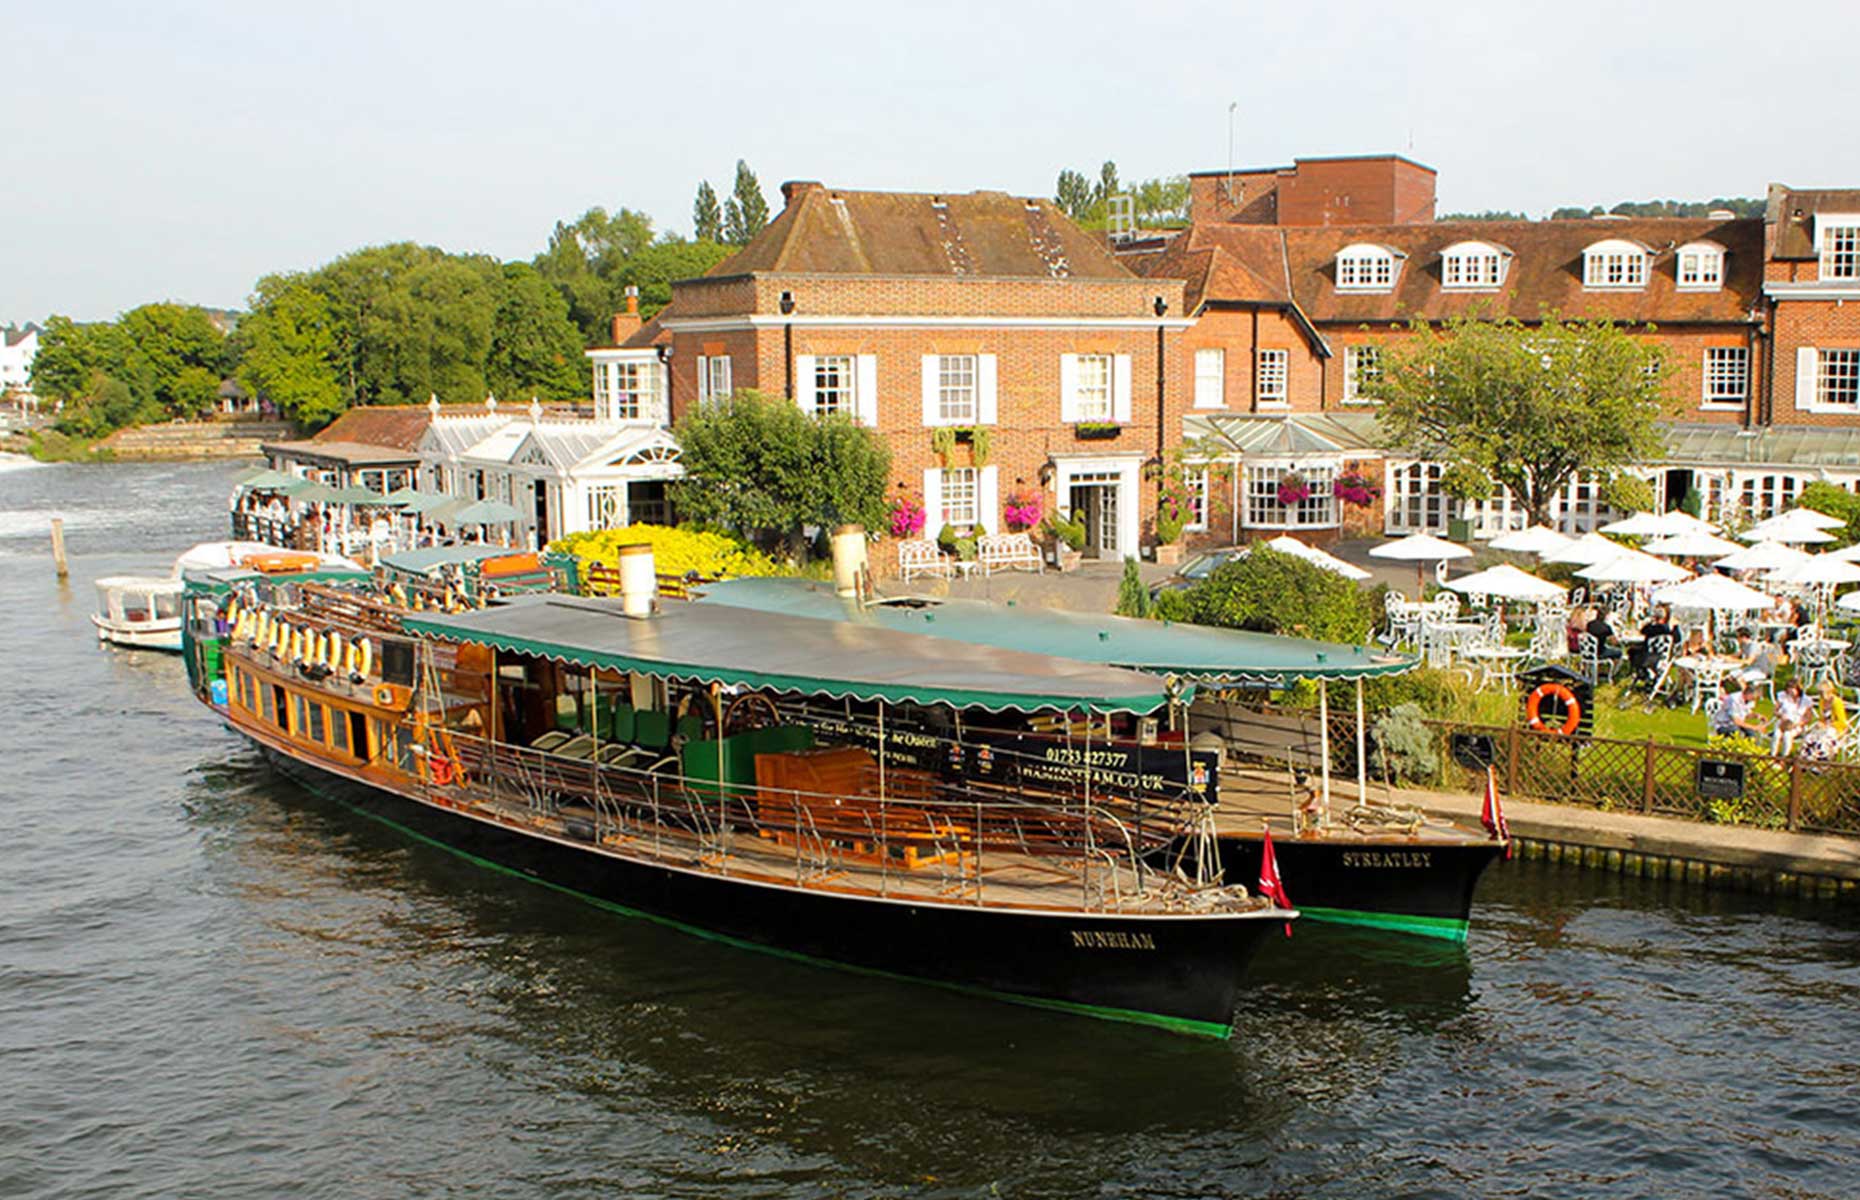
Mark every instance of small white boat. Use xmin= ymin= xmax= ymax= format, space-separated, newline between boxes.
xmin=93 ymin=575 xmax=186 ymax=651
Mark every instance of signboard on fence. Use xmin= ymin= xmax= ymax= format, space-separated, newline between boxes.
xmin=1696 ymin=758 xmax=1746 ymax=800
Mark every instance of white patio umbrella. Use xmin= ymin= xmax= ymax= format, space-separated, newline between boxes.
xmin=1836 ymin=591 xmax=1860 ymax=614
xmin=1369 ymin=532 xmax=1473 ymax=592
xmin=1714 ymin=540 xmax=1812 ymax=574
xmin=1641 ymin=530 xmax=1743 ymax=559
xmin=1255 ymin=535 xmax=1373 ymax=581
xmin=1744 ymin=510 xmax=1839 ymax=544
xmin=1444 ymin=563 xmax=1568 ymax=602
xmin=1575 ymin=550 xmax=1692 ymax=584
xmin=1650 ymin=573 xmax=1775 ymax=613
xmin=1780 ymin=507 xmax=1846 ymax=531
xmin=1649 ymin=509 xmax=1721 ymax=536
xmin=1543 ymin=531 xmax=1630 ymax=566
xmin=1598 ymin=511 xmax=1668 ymax=537
xmin=1487 ymin=524 xmax=1573 ymax=556
xmin=1768 ymin=555 xmax=1860 ymax=588
xmin=1822 ymin=541 xmax=1860 ymax=564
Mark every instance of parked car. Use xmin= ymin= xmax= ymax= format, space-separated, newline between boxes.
xmin=1150 ymin=546 xmax=1247 ymax=599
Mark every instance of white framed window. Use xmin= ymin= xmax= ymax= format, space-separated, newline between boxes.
xmin=1193 ymin=349 xmax=1225 ymax=409
xmin=1335 ymin=244 xmax=1399 ymax=291
xmin=1552 ymin=472 xmax=1617 ymax=534
xmin=1676 ymin=242 xmax=1725 ymax=291
xmin=605 ymin=361 xmax=654 ymax=421
xmin=1702 ymin=347 xmax=1748 ymax=409
xmin=1184 ymin=466 xmax=1209 ymax=531
xmin=1817 ymin=218 xmax=1860 ymax=280
xmin=699 ymin=355 xmax=732 ymax=404
xmin=1583 ymin=240 xmax=1649 ymax=289
xmin=1440 ymin=242 xmax=1507 ymax=289
xmin=592 ymin=361 xmax=610 ymax=412
xmin=1818 ymin=349 xmax=1860 ymax=409
xmin=940 ymin=467 xmax=978 ymax=528
xmin=1073 ymin=353 xmax=1113 ymax=421
xmin=1257 ymin=349 xmax=1289 ymax=405
xmin=1243 ymin=463 xmax=1337 ymax=529
xmin=1738 ymin=474 xmax=1804 ymax=521
xmin=587 ymin=484 xmax=623 ymax=530
xmin=1386 ymin=462 xmax=1448 ymax=534
xmin=938 ymin=355 xmax=977 ymax=424
xmin=1342 ymin=345 xmax=1381 ymax=404
xmin=812 ymin=355 xmax=854 ymax=418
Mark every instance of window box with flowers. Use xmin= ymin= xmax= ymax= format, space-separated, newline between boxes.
xmin=1075 ymin=422 xmax=1123 ymax=441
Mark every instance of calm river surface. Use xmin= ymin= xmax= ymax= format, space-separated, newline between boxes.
xmin=1 ymin=455 xmax=1857 ymax=1199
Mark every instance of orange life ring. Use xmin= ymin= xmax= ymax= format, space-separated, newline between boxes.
xmin=1525 ymin=682 xmax=1582 ymax=736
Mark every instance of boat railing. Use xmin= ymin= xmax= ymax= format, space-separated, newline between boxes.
xmin=433 ymin=731 xmax=1208 ymax=911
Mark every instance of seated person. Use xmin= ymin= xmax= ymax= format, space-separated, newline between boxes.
xmin=1585 ymin=608 xmax=1624 ymax=660
xmin=1566 ymin=607 xmax=1590 ymax=654
xmin=1679 ymin=627 xmax=1709 ymax=658
xmin=1710 ymin=678 xmax=1768 ymax=738
xmin=1736 ymin=629 xmax=1787 ymax=685
xmin=1802 ymin=680 xmax=1850 ymax=760
xmin=1772 ymin=679 xmax=1814 ymax=756
xmin=1632 ymin=606 xmax=1677 ymax=679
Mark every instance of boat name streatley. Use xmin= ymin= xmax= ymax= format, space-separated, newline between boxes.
xmin=1341 ymin=851 xmax=1434 ymax=869
xmin=1070 ymin=930 xmax=1158 ymax=950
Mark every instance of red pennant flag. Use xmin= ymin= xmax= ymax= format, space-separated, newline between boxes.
xmin=1258 ymin=824 xmax=1293 ymax=937
xmin=1481 ymin=764 xmax=1512 ymax=859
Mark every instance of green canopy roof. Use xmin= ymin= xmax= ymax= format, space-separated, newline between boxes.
xmin=446 ymin=498 xmax=524 ymax=524
xmin=385 ymin=487 xmax=456 ymax=513
xmin=290 ymin=481 xmax=346 ymax=503
xmin=697 ymin=578 xmax=1416 ymax=686
xmin=381 ymin=545 xmax=521 ymax=575
xmin=332 ymin=485 xmax=403 ymax=505
xmin=401 ymin=594 xmax=1180 ymax=715
xmin=234 ymin=467 xmax=297 ymax=490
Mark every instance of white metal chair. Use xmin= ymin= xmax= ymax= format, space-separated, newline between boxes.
xmin=1577 ymin=632 xmax=1620 ymax=687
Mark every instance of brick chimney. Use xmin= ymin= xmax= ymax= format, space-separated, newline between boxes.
xmin=610 ymin=286 xmax=642 ymax=345
xmin=780 ymin=180 xmax=823 ymax=208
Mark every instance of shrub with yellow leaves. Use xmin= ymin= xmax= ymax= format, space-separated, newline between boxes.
xmin=550 ymin=524 xmax=780 ymax=582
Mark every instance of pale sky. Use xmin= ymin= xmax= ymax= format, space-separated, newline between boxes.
xmin=6 ymin=0 xmax=1858 ymax=323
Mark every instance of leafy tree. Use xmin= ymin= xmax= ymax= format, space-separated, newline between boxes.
xmin=671 ymin=389 xmax=890 ymax=559
xmin=54 ymin=371 xmax=155 ymax=439
xmin=1182 ymin=545 xmax=1374 ymax=643
xmin=487 ymin=262 xmax=586 ymax=401
xmin=170 ymin=365 xmax=222 ymax=417
xmin=1369 ymin=312 xmax=1667 ymax=526
xmin=118 ymin=302 xmax=226 ymax=413
xmin=1132 ymin=176 xmax=1190 ymax=225
xmin=1054 ymin=169 xmax=1092 ymax=219
xmin=1439 ymin=210 xmax=1531 ymax=222
xmin=1095 ymin=160 xmax=1121 ymax=204
xmin=723 ymin=160 xmax=770 ymax=246
xmin=693 ymin=181 xmax=723 ymax=242
xmin=617 ymin=237 xmax=732 ymax=318
xmin=1798 ymin=482 xmax=1860 ymax=548
xmin=28 ymin=316 xmax=97 ymax=404
xmin=239 ymin=281 xmax=344 ymax=426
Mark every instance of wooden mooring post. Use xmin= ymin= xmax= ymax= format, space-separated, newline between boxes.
xmin=50 ymin=516 xmax=68 ymax=579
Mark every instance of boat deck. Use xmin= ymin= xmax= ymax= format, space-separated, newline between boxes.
xmin=1212 ymin=763 xmax=1491 ymax=846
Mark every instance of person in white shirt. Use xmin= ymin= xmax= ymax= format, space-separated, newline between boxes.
xmin=1772 ymin=679 xmax=1814 ymax=756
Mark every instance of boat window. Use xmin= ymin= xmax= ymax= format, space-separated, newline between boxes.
xmin=264 ymin=684 xmax=281 ymax=727
xmin=292 ymin=693 xmax=308 ymax=738
xmin=331 ymin=708 xmax=349 ymax=753
xmin=349 ymin=712 xmax=369 ymax=760
xmin=155 ymin=592 xmax=180 ymax=620
xmin=308 ymin=703 xmax=327 ymax=744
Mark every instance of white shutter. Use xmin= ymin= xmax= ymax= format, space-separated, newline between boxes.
xmin=1112 ymin=354 xmax=1133 ymax=424
xmin=978 ymin=466 xmax=1000 ymax=535
xmin=922 ymin=468 xmax=943 ymax=536
xmin=977 ymin=354 xmax=998 ymax=425
xmin=1797 ymin=347 xmax=1819 ymax=410
xmin=1059 ymin=354 xmax=1080 ymax=423
xmin=793 ymin=354 xmax=816 ymax=414
xmin=855 ymin=354 xmax=879 ymax=427
xmin=696 ymin=355 xmax=710 ymax=404
xmin=921 ymin=355 xmax=940 ymax=426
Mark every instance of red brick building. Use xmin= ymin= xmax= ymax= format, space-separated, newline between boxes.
xmin=654 ymin=183 xmax=1186 ymax=564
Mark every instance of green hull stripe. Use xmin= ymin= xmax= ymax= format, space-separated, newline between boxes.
xmin=284 ymin=768 xmax=1234 ymax=1041
xmin=1296 ymin=905 xmax=1470 ymax=943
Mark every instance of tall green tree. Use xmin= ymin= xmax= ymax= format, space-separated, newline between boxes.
xmin=672 ymin=390 xmax=890 ymax=558
xmin=617 ymin=237 xmax=733 ymax=316
xmin=118 ymin=302 xmax=227 ymax=413
xmin=693 ymin=181 xmax=723 ymax=242
xmin=487 ymin=262 xmax=586 ymax=400
xmin=1369 ymin=312 xmax=1667 ymax=525
xmin=1095 ymin=160 xmax=1121 ymax=204
xmin=27 ymin=316 xmax=97 ymax=405
xmin=723 ymin=160 xmax=770 ymax=246
xmin=238 ymin=281 xmax=345 ymax=426
xmin=1054 ymin=169 xmax=1092 ymax=219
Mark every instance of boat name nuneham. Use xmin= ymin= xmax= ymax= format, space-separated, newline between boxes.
xmin=1070 ymin=930 xmax=1159 ymax=950
xmin=1341 ymin=851 xmax=1434 ymax=869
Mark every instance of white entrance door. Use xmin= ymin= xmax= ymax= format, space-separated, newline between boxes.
xmin=1096 ymin=485 xmax=1119 ymax=556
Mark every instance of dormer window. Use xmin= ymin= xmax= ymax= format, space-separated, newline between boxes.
xmin=1676 ymin=241 xmax=1725 ymax=291
xmin=1335 ymin=244 xmax=1402 ymax=292
xmin=1582 ymin=239 xmax=1649 ymax=290
xmin=1440 ymin=241 xmax=1510 ymax=290
xmin=1816 ymin=214 xmax=1860 ymax=280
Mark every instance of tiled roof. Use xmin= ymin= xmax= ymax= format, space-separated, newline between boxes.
xmin=311 ymin=405 xmax=435 ymax=451
xmin=1164 ymin=217 xmax=1763 ymax=325
xmin=3 ymin=323 xmax=39 ymax=348
xmin=706 ymin=185 xmax=1135 ymax=280
xmin=1766 ymin=185 xmax=1860 ymax=261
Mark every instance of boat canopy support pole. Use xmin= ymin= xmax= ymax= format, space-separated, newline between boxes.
xmin=1355 ymin=678 xmax=1367 ymax=807
xmin=877 ymin=699 xmax=888 ymax=899
xmin=1318 ymin=680 xmax=1332 ymax=822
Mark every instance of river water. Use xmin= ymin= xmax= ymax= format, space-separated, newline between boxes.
xmin=1 ymin=455 xmax=1856 ymax=1199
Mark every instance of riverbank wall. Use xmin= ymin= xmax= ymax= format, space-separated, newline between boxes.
xmin=97 ymin=419 xmax=291 ymax=460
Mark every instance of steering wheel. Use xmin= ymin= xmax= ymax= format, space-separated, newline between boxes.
xmin=722 ymin=693 xmax=783 ymax=735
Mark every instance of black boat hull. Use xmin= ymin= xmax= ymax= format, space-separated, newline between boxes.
xmin=256 ymin=742 xmax=1280 ymax=1038
xmin=1210 ymin=833 xmax=1505 ymax=942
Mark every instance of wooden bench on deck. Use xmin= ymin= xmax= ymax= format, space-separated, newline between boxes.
xmin=753 ymin=746 xmax=969 ymax=870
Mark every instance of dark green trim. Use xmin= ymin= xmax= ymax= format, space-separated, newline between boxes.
xmin=1296 ymin=905 xmax=1470 ymax=943
xmin=284 ymin=771 xmax=1234 ymax=1040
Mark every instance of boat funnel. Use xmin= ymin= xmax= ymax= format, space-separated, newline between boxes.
xmin=617 ymin=543 xmax=657 ymax=617
xmin=831 ymin=524 xmax=868 ymax=599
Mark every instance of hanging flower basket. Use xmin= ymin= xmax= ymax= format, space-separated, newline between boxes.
xmin=1276 ymin=473 xmax=1311 ymax=506
xmin=889 ymin=492 xmax=927 ymax=539
xmin=1003 ymin=490 xmax=1044 ymax=532
xmin=1335 ymin=471 xmax=1383 ymax=508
